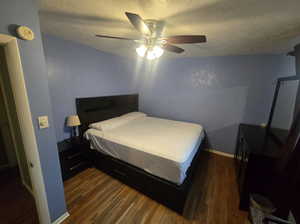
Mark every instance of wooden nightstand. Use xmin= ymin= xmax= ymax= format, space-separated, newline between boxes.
xmin=57 ymin=137 xmax=91 ymax=181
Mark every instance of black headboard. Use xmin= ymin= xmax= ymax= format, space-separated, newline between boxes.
xmin=76 ymin=94 xmax=138 ymax=135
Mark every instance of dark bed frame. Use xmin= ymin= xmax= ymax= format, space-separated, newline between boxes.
xmin=76 ymin=94 xmax=205 ymax=214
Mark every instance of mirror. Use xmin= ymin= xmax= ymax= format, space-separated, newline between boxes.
xmin=269 ymin=77 xmax=300 ymax=143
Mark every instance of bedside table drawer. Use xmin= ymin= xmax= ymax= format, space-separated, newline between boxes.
xmin=69 ymin=161 xmax=88 ymax=171
xmin=61 ymin=150 xmax=82 ymax=162
xmin=60 ymin=147 xmax=80 ymax=157
xmin=65 ymin=151 xmax=82 ymax=160
xmin=61 ymin=154 xmax=85 ymax=168
xmin=57 ymin=138 xmax=91 ymax=181
xmin=61 ymin=160 xmax=89 ymax=180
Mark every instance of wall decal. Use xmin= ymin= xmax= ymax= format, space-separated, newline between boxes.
xmin=191 ymin=70 xmax=217 ymax=88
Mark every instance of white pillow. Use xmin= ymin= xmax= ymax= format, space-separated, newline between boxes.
xmin=119 ymin=112 xmax=147 ymax=121
xmin=89 ymin=112 xmax=146 ymax=131
xmin=89 ymin=117 xmax=127 ymax=131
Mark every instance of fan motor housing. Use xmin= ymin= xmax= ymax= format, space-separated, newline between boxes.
xmin=144 ymin=19 xmax=164 ymax=37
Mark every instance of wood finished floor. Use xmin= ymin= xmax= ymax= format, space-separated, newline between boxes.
xmin=62 ymin=152 xmax=249 ymax=224
xmin=0 ymin=168 xmax=39 ymax=224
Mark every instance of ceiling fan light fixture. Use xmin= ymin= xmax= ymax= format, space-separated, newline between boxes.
xmin=96 ymin=12 xmax=207 ymax=57
xmin=136 ymin=45 xmax=164 ymax=60
xmin=136 ymin=45 xmax=147 ymax=57
xmin=146 ymin=46 xmax=164 ymax=60
xmin=153 ymin=46 xmax=164 ymax=58
xmin=146 ymin=49 xmax=156 ymax=60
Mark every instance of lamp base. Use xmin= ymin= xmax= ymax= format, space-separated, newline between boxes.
xmin=68 ymin=127 xmax=80 ymax=143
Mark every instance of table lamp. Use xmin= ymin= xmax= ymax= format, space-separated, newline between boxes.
xmin=67 ymin=115 xmax=81 ymax=139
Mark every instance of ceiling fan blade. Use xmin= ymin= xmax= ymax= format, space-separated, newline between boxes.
xmin=163 ymin=35 xmax=207 ymax=44
xmin=162 ymin=44 xmax=184 ymax=53
xmin=125 ymin=12 xmax=151 ymax=36
xmin=95 ymin=34 xmax=136 ymax=41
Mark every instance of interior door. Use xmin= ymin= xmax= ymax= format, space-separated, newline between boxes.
xmin=0 ymin=83 xmax=11 ymax=168
xmin=0 ymin=47 xmax=30 ymax=181
xmin=0 ymin=123 xmax=9 ymax=167
xmin=0 ymin=44 xmax=39 ymax=223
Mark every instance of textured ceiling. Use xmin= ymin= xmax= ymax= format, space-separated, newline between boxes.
xmin=38 ymin=0 xmax=300 ymax=58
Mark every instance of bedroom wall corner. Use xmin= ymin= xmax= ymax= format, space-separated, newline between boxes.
xmin=42 ymin=34 xmax=137 ymax=142
xmin=136 ymin=54 xmax=295 ymax=154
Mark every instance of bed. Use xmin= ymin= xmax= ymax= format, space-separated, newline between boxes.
xmin=76 ymin=94 xmax=205 ymax=214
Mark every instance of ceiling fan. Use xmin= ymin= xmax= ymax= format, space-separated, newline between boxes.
xmin=96 ymin=12 xmax=207 ymax=60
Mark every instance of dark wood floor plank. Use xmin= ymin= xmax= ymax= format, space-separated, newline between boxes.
xmin=63 ymin=152 xmax=249 ymax=224
xmin=0 ymin=168 xmax=39 ymax=224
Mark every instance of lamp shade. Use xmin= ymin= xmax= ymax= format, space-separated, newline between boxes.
xmin=67 ymin=115 xmax=81 ymax=127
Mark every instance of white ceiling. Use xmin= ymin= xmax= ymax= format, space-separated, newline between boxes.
xmin=38 ymin=0 xmax=300 ymax=58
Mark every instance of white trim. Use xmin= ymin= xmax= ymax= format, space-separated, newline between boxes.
xmin=205 ymin=148 xmax=234 ymax=158
xmin=52 ymin=212 xmax=70 ymax=224
xmin=0 ymin=65 xmax=26 ymax=184
xmin=22 ymin=180 xmax=34 ymax=196
xmin=0 ymin=34 xmax=51 ymax=224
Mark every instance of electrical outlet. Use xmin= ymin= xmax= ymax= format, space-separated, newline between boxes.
xmin=38 ymin=116 xmax=49 ymax=129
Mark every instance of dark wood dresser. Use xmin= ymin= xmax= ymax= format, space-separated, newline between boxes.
xmin=235 ymin=124 xmax=284 ymax=210
xmin=57 ymin=137 xmax=91 ymax=181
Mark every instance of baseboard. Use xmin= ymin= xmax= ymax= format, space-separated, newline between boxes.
xmin=52 ymin=212 xmax=70 ymax=224
xmin=205 ymin=149 xmax=234 ymax=158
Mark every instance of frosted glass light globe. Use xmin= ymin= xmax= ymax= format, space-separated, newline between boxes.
xmin=136 ymin=45 xmax=147 ymax=57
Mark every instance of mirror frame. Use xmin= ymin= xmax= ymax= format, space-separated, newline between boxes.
xmin=267 ymin=75 xmax=300 ymax=144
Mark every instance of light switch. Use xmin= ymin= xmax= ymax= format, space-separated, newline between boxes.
xmin=38 ymin=116 xmax=49 ymax=129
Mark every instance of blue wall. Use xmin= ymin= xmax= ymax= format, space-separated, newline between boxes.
xmin=0 ymin=0 xmax=66 ymax=221
xmin=296 ymin=44 xmax=300 ymax=76
xmin=0 ymin=1 xmax=296 ymax=221
xmin=136 ymin=55 xmax=295 ymax=153
xmin=42 ymin=35 xmax=136 ymax=141
xmin=42 ymin=32 xmax=296 ymax=154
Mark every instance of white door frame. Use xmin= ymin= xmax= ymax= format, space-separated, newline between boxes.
xmin=0 ymin=34 xmax=51 ymax=224
xmin=0 ymin=69 xmax=30 ymax=192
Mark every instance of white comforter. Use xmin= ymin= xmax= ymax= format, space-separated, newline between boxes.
xmin=85 ymin=116 xmax=204 ymax=184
